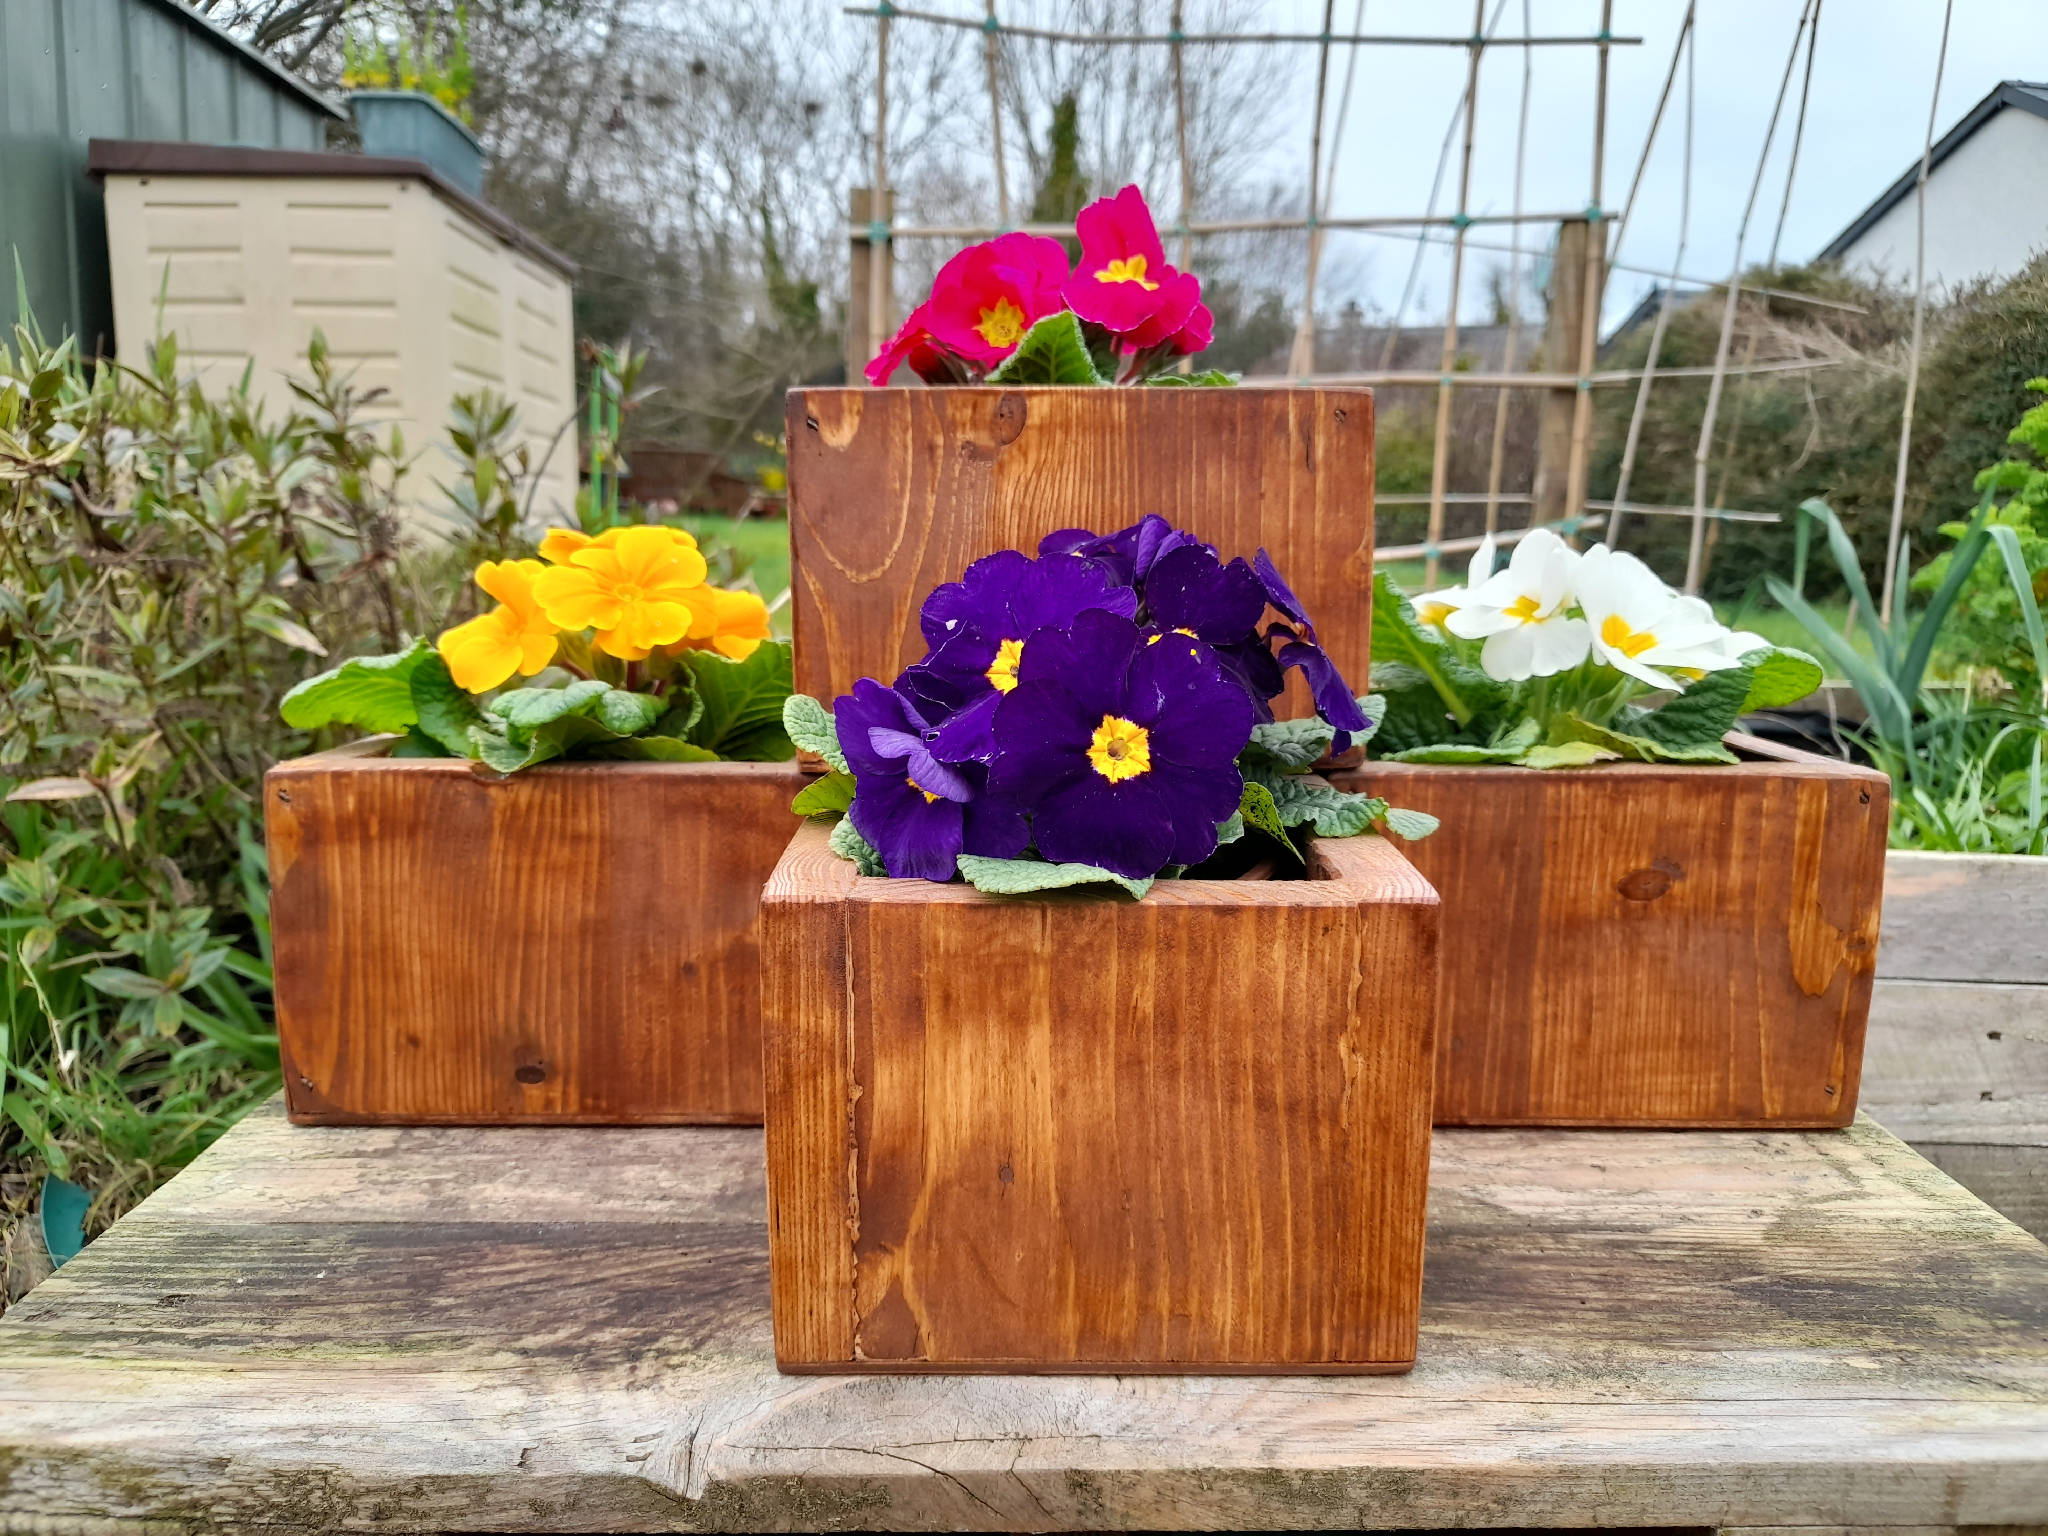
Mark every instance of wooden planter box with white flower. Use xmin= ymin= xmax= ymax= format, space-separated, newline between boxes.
xmin=759 ymin=815 xmax=1441 ymax=1374
xmin=268 ymin=745 xmax=802 ymax=1124
xmin=1332 ymin=734 xmax=1890 ymax=1128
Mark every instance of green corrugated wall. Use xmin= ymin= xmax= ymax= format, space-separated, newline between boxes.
xmin=0 ymin=0 xmax=339 ymax=352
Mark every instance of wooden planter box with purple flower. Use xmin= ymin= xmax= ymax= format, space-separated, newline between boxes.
xmin=1331 ymin=734 xmax=1890 ymax=1128
xmin=760 ymin=816 xmax=1441 ymax=1374
xmin=268 ymin=746 xmax=802 ymax=1125
xmin=785 ymin=384 xmax=1375 ymax=741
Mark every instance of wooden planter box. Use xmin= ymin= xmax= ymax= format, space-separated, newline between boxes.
xmin=785 ymin=385 xmax=1374 ymax=733
xmin=1331 ymin=735 xmax=1889 ymax=1128
xmin=1861 ymin=850 xmax=2048 ymax=1239
xmin=266 ymin=745 xmax=802 ymax=1125
xmin=760 ymin=818 xmax=1441 ymax=1374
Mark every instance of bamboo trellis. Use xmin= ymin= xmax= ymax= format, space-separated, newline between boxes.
xmin=846 ymin=3 xmax=1964 ymax=602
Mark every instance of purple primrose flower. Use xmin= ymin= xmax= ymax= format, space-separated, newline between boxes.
xmin=1252 ymin=548 xmax=1370 ymax=750
xmin=1144 ymin=543 xmax=1286 ymax=717
xmin=1039 ymin=513 xmax=1204 ymax=586
xmin=989 ymin=609 xmax=1255 ymax=879
xmin=836 ymin=676 xmax=1027 ymax=880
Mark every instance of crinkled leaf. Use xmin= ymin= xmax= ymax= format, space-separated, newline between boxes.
xmin=1380 ymin=806 xmax=1440 ymax=840
xmin=1559 ymin=712 xmax=1737 ymax=765
xmin=1241 ymin=715 xmax=1334 ymax=771
xmin=489 ymin=679 xmax=613 ymax=736
xmin=956 ymin=854 xmax=1152 ymax=900
xmin=407 ymin=652 xmax=481 ymax=756
xmin=1353 ymin=693 xmax=1385 ymax=746
xmin=654 ymin=681 xmax=706 ymax=744
xmin=1146 ymin=369 xmax=1239 ymax=387
xmin=1213 ymin=811 xmax=1245 ymax=846
xmin=1238 ymin=780 xmax=1302 ymax=861
xmin=1516 ymin=740 xmax=1621 ymax=769
xmin=829 ymin=814 xmax=885 ymax=875
xmin=279 ymin=638 xmax=432 ymax=734
xmin=1736 ymin=645 xmax=1824 ymax=712
xmin=791 ymin=769 xmax=856 ymax=818
xmin=985 ymin=311 xmax=1107 ymax=385
xmin=1383 ymin=715 xmax=1540 ymax=764
xmin=784 ymin=693 xmax=847 ymax=772
xmin=680 ymin=641 xmax=793 ymax=760
xmin=1630 ymin=663 xmax=1751 ymax=757
xmin=1263 ymin=774 xmax=1380 ymax=837
xmin=585 ymin=735 xmax=719 ymax=762
xmin=1370 ymin=571 xmax=1503 ymax=727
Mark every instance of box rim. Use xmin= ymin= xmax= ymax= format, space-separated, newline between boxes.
xmin=1355 ymin=730 xmax=1889 ymax=788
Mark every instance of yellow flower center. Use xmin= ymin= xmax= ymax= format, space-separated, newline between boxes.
xmin=906 ymin=775 xmax=941 ymax=805
xmin=615 ymin=582 xmax=644 ymax=603
xmin=976 ymin=297 xmax=1025 ymax=348
xmin=1417 ymin=601 xmax=1453 ymax=626
xmin=986 ymin=637 xmax=1024 ymax=693
xmin=1095 ymin=255 xmax=1159 ymax=290
xmin=1599 ymin=613 xmax=1658 ymax=658
xmin=1087 ymin=714 xmax=1152 ymax=783
xmin=1503 ymin=593 xmax=1543 ymax=624
xmin=1143 ymin=627 xmax=1197 ymax=646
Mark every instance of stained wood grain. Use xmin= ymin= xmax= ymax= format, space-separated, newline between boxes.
xmin=784 ymin=387 xmax=1375 ymax=729
xmin=761 ymin=817 xmax=1441 ymax=1373
xmin=267 ymin=751 xmax=804 ymax=1124
xmin=1332 ymin=735 xmax=1891 ymax=1127
xmin=3 ymin=1101 xmax=2046 ymax=1531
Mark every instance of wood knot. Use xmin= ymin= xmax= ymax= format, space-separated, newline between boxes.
xmin=1615 ymin=861 xmax=1682 ymax=902
xmin=514 ymin=1062 xmax=548 ymax=1085
xmin=992 ymin=392 xmax=1028 ymax=443
xmin=275 ymin=787 xmax=291 ymax=805
xmin=997 ymin=1162 xmax=1014 ymax=1185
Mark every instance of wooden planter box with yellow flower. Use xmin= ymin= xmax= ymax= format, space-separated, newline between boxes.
xmin=268 ymin=524 xmax=799 ymax=1125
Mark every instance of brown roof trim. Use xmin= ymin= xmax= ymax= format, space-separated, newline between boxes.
xmin=86 ymin=139 xmax=577 ymax=280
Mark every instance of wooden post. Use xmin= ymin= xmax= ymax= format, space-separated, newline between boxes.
xmin=1531 ymin=218 xmax=1597 ymax=529
xmin=846 ymin=187 xmax=895 ymax=385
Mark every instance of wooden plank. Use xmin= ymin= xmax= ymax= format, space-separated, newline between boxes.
xmin=1910 ymin=1145 xmax=2048 ymax=1243
xmin=1336 ymin=743 xmax=1890 ymax=1126
xmin=1880 ymin=852 xmax=2048 ymax=985
xmin=3 ymin=1103 xmax=2047 ymax=1531
xmin=1861 ymin=980 xmax=2048 ymax=1145
xmin=785 ymin=387 xmax=1374 ymax=727
xmin=761 ymin=820 xmax=1441 ymax=1373
xmin=268 ymin=753 xmax=803 ymax=1124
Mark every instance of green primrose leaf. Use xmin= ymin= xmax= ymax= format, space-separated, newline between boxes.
xmin=956 ymin=854 xmax=1152 ymax=900
xmin=388 ymin=728 xmax=445 ymax=758
xmin=474 ymin=682 xmax=667 ymax=771
xmin=1237 ymin=780 xmax=1302 ymax=861
xmin=1242 ymin=715 xmax=1335 ymax=771
xmin=407 ymin=652 xmax=483 ymax=757
xmin=1629 ymin=662 xmax=1752 ymax=758
xmin=1214 ymin=811 xmax=1245 ymax=845
xmin=1262 ymin=774 xmax=1381 ymax=837
xmin=829 ymin=814 xmax=885 ymax=875
xmin=680 ymin=641 xmax=794 ymax=760
xmin=279 ymin=638 xmax=434 ymax=734
xmin=1146 ymin=369 xmax=1239 ymax=387
xmin=791 ymin=769 xmax=856 ymax=818
xmin=1380 ymin=805 xmax=1440 ymax=840
xmin=1516 ymin=740 xmax=1623 ymax=769
xmin=1370 ymin=571 xmax=1504 ymax=727
xmin=783 ymin=693 xmax=848 ymax=772
xmin=986 ymin=312 xmax=1108 ymax=386
xmin=489 ymin=678 xmax=613 ymax=736
xmin=1559 ymin=713 xmax=1737 ymax=765
xmin=584 ymin=735 xmax=719 ymax=762
xmin=1736 ymin=645 xmax=1825 ymax=712
xmin=1354 ymin=694 xmax=1385 ymax=746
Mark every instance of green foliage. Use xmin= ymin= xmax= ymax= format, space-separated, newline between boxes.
xmin=1236 ymin=781 xmax=1301 ymax=862
xmin=1 ymin=318 xmax=531 ymax=1295
xmin=986 ymin=313 xmax=1107 ymax=386
xmin=280 ymin=639 xmax=442 ymax=736
xmin=781 ymin=694 xmax=847 ymax=772
xmin=1241 ymin=715 xmax=1336 ymax=771
xmin=790 ymin=770 xmax=854 ymax=819
xmin=1880 ymin=694 xmax=2047 ymax=855
xmin=1147 ymin=370 xmax=1239 ymax=388
xmin=675 ymin=643 xmax=795 ymax=760
xmin=956 ymin=854 xmax=1151 ymax=901
xmin=827 ymin=814 xmax=884 ymax=875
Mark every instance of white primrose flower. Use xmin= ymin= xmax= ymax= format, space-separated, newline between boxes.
xmin=1572 ymin=546 xmax=1746 ymax=691
xmin=1443 ymin=527 xmax=1591 ymax=681
xmin=1410 ymin=534 xmax=1497 ymax=627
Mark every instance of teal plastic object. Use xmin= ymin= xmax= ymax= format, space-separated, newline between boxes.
xmin=40 ymin=1175 xmax=88 ymax=1267
xmin=351 ymin=91 xmax=485 ymax=196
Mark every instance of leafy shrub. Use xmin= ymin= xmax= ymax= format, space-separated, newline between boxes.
xmin=0 ymin=320 xmax=533 ymax=1292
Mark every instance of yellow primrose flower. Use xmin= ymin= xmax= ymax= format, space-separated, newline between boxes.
xmin=536 ymin=523 xmax=700 ymax=565
xmin=436 ymin=559 xmax=560 ymax=693
xmin=530 ymin=524 xmax=710 ymax=659
xmin=673 ymin=586 xmax=773 ymax=660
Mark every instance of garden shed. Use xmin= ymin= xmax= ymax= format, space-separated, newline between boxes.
xmin=1 ymin=0 xmax=342 ymax=350
xmin=91 ymin=139 xmax=580 ymax=527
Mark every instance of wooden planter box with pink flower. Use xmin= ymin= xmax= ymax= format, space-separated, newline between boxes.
xmin=265 ymin=524 xmax=799 ymax=1125
xmin=1332 ymin=532 xmax=1891 ymax=1129
xmin=762 ymin=509 xmax=1442 ymax=1373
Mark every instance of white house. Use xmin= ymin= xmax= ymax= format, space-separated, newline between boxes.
xmin=1819 ymin=80 xmax=2048 ymax=291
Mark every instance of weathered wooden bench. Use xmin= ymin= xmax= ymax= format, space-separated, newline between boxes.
xmin=1866 ymin=849 xmax=2048 ymax=1239
xmin=2 ymin=1099 xmax=2044 ymax=1532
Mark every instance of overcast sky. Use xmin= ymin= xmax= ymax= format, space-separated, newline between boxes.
xmin=1231 ymin=0 xmax=2042 ymax=326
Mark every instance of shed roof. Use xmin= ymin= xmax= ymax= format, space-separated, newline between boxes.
xmin=142 ymin=0 xmax=346 ymax=120
xmin=1818 ymin=80 xmax=2048 ymax=261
